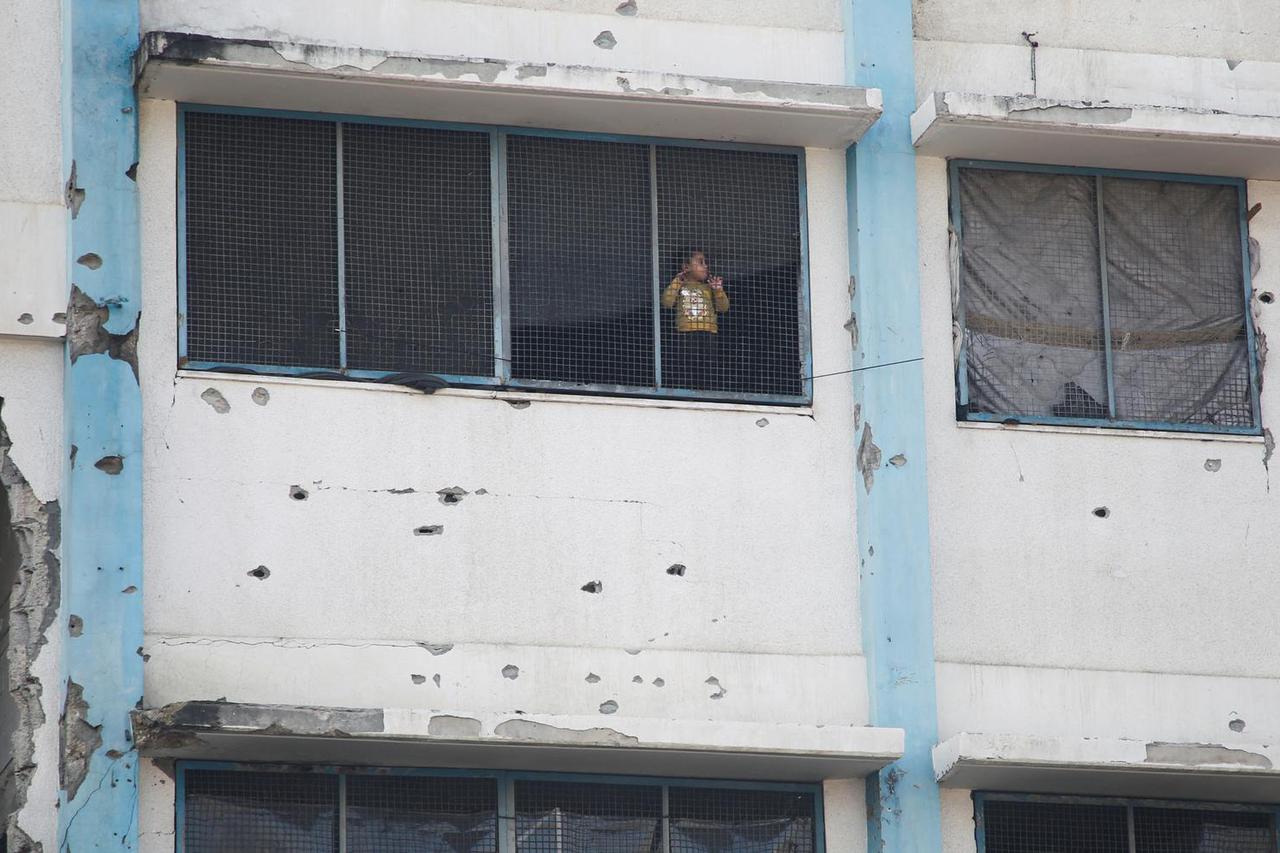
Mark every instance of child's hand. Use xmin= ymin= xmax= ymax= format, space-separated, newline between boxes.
xmin=709 ymin=275 xmax=724 ymax=290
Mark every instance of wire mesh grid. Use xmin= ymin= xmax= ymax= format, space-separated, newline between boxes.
xmin=183 ymin=769 xmax=339 ymax=853
xmin=1102 ymin=178 xmax=1253 ymax=427
xmin=957 ymin=167 xmax=1109 ymax=420
xmin=656 ymin=146 xmax=803 ymax=397
xmin=981 ymin=799 xmax=1129 ymax=853
xmin=346 ymin=774 xmax=499 ymax=853
xmin=185 ymin=112 xmax=340 ymax=368
xmin=342 ymin=123 xmax=494 ymax=376
xmin=513 ymin=779 xmax=663 ymax=853
xmin=1133 ymin=805 xmax=1275 ymax=852
xmin=507 ymin=135 xmax=656 ymax=388
xmin=668 ymin=786 xmax=816 ymax=853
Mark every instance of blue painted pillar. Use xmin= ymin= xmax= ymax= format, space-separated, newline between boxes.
xmin=59 ymin=0 xmax=143 ymax=849
xmin=844 ymin=1 xmax=943 ymax=850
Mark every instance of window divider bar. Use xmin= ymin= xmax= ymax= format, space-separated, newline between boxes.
xmin=1126 ymin=802 xmax=1137 ymax=853
xmin=661 ymin=783 xmax=672 ymax=853
xmin=1095 ymin=173 xmax=1118 ymax=419
xmin=495 ymin=131 xmax=512 ymax=383
xmin=650 ymin=144 xmax=662 ymax=389
xmin=336 ymin=122 xmax=348 ymax=370
xmin=497 ymin=774 xmax=517 ymax=853
xmin=338 ymin=772 xmax=348 ymax=853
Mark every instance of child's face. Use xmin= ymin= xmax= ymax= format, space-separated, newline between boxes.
xmin=684 ymin=253 xmax=709 ymax=282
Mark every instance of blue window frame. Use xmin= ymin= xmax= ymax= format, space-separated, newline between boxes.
xmin=975 ymin=792 xmax=1279 ymax=852
xmin=177 ymin=104 xmax=813 ymax=406
xmin=174 ymin=761 xmax=826 ymax=853
xmin=950 ymin=159 xmax=1261 ymax=435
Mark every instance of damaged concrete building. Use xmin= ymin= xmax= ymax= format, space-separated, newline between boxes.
xmin=4 ymin=0 xmax=1280 ymax=850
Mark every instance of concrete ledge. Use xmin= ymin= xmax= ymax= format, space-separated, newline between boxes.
xmin=134 ymin=32 xmax=882 ymax=148
xmin=912 ymin=91 xmax=1280 ymax=179
xmin=935 ymin=732 xmax=1280 ymax=803
xmin=133 ymin=701 xmax=904 ymax=781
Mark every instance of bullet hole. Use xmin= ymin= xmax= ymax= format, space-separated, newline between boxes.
xmin=69 ymin=615 xmax=84 ymax=637
xmin=616 ymin=0 xmax=638 ymax=14
xmin=437 ymin=486 xmax=468 ymax=505
xmin=1204 ymin=459 xmax=1222 ymax=472
xmin=625 ymin=648 xmax=641 ymax=655
xmin=506 ymin=399 xmax=531 ymax=409
xmin=415 ymin=525 xmax=444 ymax=536
xmin=585 ymin=673 xmax=601 ymax=683
xmin=581 ymin=580 xmax=603 ymax=594
xmin=652 ymin=678 xmax=665 ymax=687
xmin=666 ymin=564 xmax=686 ymax=577
xmin=290 ymin=485 xmax=309 ymax=501
xmin=66 ymin=161 xmax=85 ymax=218
xmin=599 ymin=700 xmax=619 ymax=714
xmin=76 ymin=253 xmax=103 ymax=270
xmin=474 ymin=488 xmax=488 ymax=495
xmin=200 ymin=388 xmax=230 ymax=413
xmin=632 ymin=675 xmax=643 ymax=684
xmin=888 ymin=454 xmax=907 ymax=467
xmin=251 ymin=387 xmax=270 ymax=406
xmin=247 ymin=565 xmax=271 ymax=580
xmin=502 ymin=665 xmax=520 ymax=680
xmin=705 ymin=676 xmax=726 ymax=700
xmin=1260 ymin=292 xmax=1275 ymax=305
xmin=868 ymin=545 xmax=875 ymax=556
xmin=1230 ymin=718 xmax=1247 ymax=732
xmin=125 ymin=162 xmax=138 ymax=182
xmin=594 ymin=30 xmax=617 ymax=49
xmin=53 ymin=312 xmax=67 ymax=324
xmin=433 ymin=674 xmax=441 ymax=687
xmin=411 ymin=674 xmax=426 ymax=685
xmin=755 ymin=418 xmax=769 ymax=428
xmin=136 ymin=646 xmax=150 ymax=662
xmin=17 ymin=313 xmax=33 ymax=325
xmin=1092 ymin=506 xmax=1110 ymax=519
xmin=419 ymin=642 xmax=454 ymax=656
xmin=121 ymin=585 xmax=137 ymax=594
xmin=94 ymin=455 xmax=124 ymax=475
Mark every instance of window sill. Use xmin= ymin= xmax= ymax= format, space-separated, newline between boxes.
xmin=176 ymin=369 xmax=815 ymax=417
xmin=956 ymin=419 xmax=1266 ymax=443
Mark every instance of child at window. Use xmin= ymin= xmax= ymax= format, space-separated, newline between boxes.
xmin=662 ymin=249 xmax=729 ymax=389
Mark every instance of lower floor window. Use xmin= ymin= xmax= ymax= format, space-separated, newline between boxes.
xmin=978 ymin=793 xmax=1277 ymax=853
xmin=180 ymin=764 xmax=820 ymax=852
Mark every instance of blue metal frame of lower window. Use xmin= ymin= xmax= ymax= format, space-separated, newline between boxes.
xmin=973 ymin=791 xmax=1280 ymax=853
xmin=174 ymin=760 xmax=826 ymax=853
xmin=176 ymin=103 xmax=814 ymax=408
xmin=950 ymin=158 xmax=1263 ymax=436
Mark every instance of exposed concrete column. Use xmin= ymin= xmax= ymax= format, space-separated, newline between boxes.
xmin=844 ymin=0 xmax=944 ymax=849
xmin=58 ymin=0 xmax=144 ymax=848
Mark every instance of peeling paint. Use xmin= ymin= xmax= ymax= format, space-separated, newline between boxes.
xmin=594 ymin=30 xmax=618 ymax=50
xmin=856 ymin=422 xmax=882 ymax=494
xmin=251 ymin=387 xmax=270 ymax=406
xmin=1145 ymin=741 xmax=1272 ymax=769
xmin=66 ymin=285 xmax=139 ymax=382
xmin=419 ymin=642 xmax=454 ymax=656
xmin=598 ymin=700 xmax=619 ymax=714
xmin=888 ymin=454 xmax=907 ymax=468
xmin=705 ymin=676 xmax=727 ymax=700
xmin=93 ymin=455 xmax=123 ymax=475
xmin=437 ymin=486 xmax=469 ymax=505
xmin=60 ymin=680 xmax=102 ymax=801
xmin=428 ymin=715 xmax=483 ymax=738
xmin=410 ymin=673 xmax=426 ymax=684
xmin=616 ymin=0 xmax=638 ymax=15
xmin=495 ymin=718 xmax=638 ymax=746
xmin=132 ymin=701 xmax=386 ymax=747
xmin=844 ymin=314 xmax=859 ymax=350
xmin=1008 ymin=103 xmax=1134 ymax=124
xmin=75 ymin=253 xmax=102 ymax=270
xmin=200 ymin=388 xmax=229 ymax=413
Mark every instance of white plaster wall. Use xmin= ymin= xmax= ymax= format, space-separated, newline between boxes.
xmin=941 ymin=787 xmax=978 ymax=853
xmin=822 ymin=778 xmax=869 ymax=853
xmin=919 ymin=154 xmax=1280 ymax=745
xmin=141 ymin=0 xmax=846 ymax=84
xmin=914 ymin=0 xmax=1280 ymax=64
xmin=0 ymin=0 xmax=65 ymax=340
xmin=138 ymin=99 xmax=866 ymax=731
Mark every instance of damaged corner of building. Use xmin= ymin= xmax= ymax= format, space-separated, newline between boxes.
xmin=0 ymin=402 xmax=62 ymax=849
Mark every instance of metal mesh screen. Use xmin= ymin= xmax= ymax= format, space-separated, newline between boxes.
xmin=507 ymin=135 xmax=655 ymax=387
xmin=346 ymin=774 xmax=498 ymax=852
xmin=656 ymin=146 xmax=803 ymax=396
xmin=1102 ymin=178 xmax=1252 ymax=426
xmin=1133 ymin=806 xmax=1275 ymax=853
xmin=958 ymin=168 xmax=1108 ymax=420
xmin=981 ymin=799 xmax=1129 ymax=853
xmin=184 ymin=769 xmax=339 ymax=853
xmin=185 ymin=112 xmax=339 ymax=368
xmin=514 ymin=780 xmax=662 ymax=852
xmin=342 ymin=123 xmax=494 ymax=376
xmin=668 ymin=786 xmax=816 ymax=853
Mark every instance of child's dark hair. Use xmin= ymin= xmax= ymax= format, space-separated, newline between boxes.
xmin=675 ymin=246 xmax=706 ymax=271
